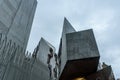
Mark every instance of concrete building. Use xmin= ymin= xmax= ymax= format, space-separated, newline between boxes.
xmin=0 ymin=0 xmax=116 ymax=79
xmin=58 ymin=18 xmax=115 ymax=80
xmin=33 ymin=38 xmax=59 ymax=80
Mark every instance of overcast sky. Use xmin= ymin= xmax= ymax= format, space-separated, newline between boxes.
xmin=27 ymin=0 xmax=120 ymax=79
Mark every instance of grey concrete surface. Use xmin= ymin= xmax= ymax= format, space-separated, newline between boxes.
xmin=58 ymin=18 xmax=100 ymax=79
xmin=35 ymin=37 xmax=58 ymax=80
xmin=0 ymin=0 xmax=37 ymax=50
xmin=0 ymin=0 xmax=38 ymax=80
xmin=58 ymin=18 xmax=76 ymax=76
xmin=66 ymin=29 xmax=100 ymax=60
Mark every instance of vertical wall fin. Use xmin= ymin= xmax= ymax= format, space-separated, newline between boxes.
xmin=58 ymin=18 xmax=76 ymax=76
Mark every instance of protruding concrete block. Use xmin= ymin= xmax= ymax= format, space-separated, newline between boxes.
xmin=59 ymin=19 xmax=100 ymax=80
xmin=66 ymin=29 xmax=100 ymax=60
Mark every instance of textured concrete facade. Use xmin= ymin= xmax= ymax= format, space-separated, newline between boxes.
xmin=0 ymin=0 xmax=115 ymax=79
xmin=36 ymin=38 xmax=56 ymax=66
xmin=58 ymin=18 xmax=100 ymax=80
xmin=58 ymin=18 xmax=76 ymax=75
xmin=34 ymin=38 xmax=58 ymax=80
xmin=0 ymin=0 xmax=37 ymax=49
xmin=0 ymin=0 xmax=37 ymax=80
xmin=66 ymin=29 xmax=100 ymax=60
xmin=0 ymin=34 xmax=51 ymax=80
xmin=58 ymin=18 xmax=115 ymax=80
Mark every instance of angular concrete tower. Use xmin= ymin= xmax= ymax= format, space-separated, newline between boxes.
xmin=0 ymin=0 xmax=37 ymax=49
xmin=35 ymin=38 xmax=56 ymax=66
xmin=34 ymin=38 xmax=58 ymax=80
xmin=58 ymin=18 xmax=76 ymax=75
xmin=58 ymin=18 xmax=100 ymax=80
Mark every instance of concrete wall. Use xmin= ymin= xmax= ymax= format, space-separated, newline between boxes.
xmin=36 ymin=38 xmax=59 ymax=79
xmin=37 ymin=38 xmax=56 ymax=66
xmin=0 ymin=0 xmax=37 ymax=80
xmin=0 ymin=57 xmax=50 ymax=80
xmin=31 ymin=59 xmax=49 ymax=80
xmin=86 ymin=66 xmax=115 ymax=80
xmin=0 ymin=0 xmax=20 ymax=34
xmin=7 ymin=0 xmax=37 ymax=49
xmin=0 ymin=0 xmax=37 ymax=49
xmin=58 ymin=18 xmax=76 ymax=75
xmin=0 ymin=39 xmax=50 ymax=80
xmin=0 ymin=34 xmax=24 ymax=80
xmin=66 ymin=29 xmax=100 ymax=60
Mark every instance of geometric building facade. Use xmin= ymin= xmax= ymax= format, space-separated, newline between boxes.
xmin=58 ymin=18 xmax=115 ymax=80
xmin=0 ymin=0 xmax=37 ymax=80
xmin=0 ymin=0 xmax=37 ymax=49
xmin=0 ymin=0 xmax=115 ymax=80
xmin=33 ymin=38 xmax=58 ymax=80
xmin=58 ymin=18 xmax=100 ymax=80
